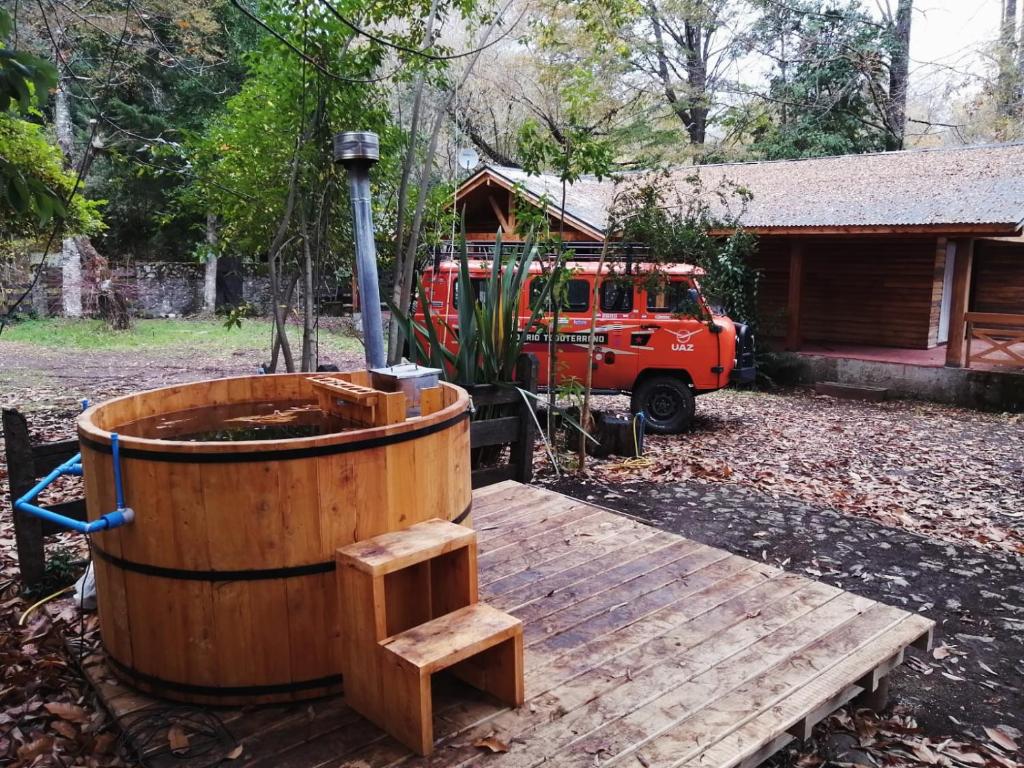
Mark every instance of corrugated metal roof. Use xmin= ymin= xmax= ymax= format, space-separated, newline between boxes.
xmin=481 ymin=143 xmax=1024 ymax=233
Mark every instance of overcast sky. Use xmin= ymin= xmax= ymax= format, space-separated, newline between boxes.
xmin=910 ymin=0 xmax=1005 ymax=76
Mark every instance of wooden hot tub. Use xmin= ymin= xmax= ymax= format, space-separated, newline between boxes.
xmin=77 ymin=372 xmax=471 ymax=705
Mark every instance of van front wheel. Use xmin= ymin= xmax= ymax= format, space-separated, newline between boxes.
xmin=631 ymin=376 xmax=695 ymax=434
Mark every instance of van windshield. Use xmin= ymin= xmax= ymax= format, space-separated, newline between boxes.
xmin=646 ymin=280 xmax=702 ymax=316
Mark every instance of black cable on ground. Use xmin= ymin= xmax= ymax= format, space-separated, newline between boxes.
xmin=117 ymin=705 xmax=236 ymax=768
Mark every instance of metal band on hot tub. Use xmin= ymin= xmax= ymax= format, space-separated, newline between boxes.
xmin=89 ymin=501 xmax=473 ymax=581
xmin=78 ymin=408 xmax=470 ymax=463
xmin=106 ymin=654 xmax=344 ymax=698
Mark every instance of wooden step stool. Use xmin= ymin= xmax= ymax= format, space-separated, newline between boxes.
xmin=336 ymin=519 xmax=524 ymax=755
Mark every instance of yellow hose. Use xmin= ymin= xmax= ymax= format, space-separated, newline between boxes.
xmin=609 ymin=414 xmax=654 ymax=471
xmin=18 ymin=585 xmax=75 ymax=626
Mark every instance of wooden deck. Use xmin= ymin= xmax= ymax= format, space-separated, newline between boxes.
xmin=73 ymin=481 xmax=934 ymax=768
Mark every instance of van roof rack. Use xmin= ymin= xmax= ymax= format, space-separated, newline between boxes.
xmin=431 ymin=240 xmax=654 ymax=269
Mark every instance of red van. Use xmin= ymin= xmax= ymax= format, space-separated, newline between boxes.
xmin=415 ymin=256 xmax=755 ymax=433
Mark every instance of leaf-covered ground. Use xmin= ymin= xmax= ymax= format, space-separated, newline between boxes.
xmin=1 ymin=330 xmax=1022 ymax=767
xmin=564 ymin=389 xmax=1024 ymax=556
xmin=0 ymin=322 xmax=364 ymax=767
xmin=540 ymin=388 xmax=1024 ymax=768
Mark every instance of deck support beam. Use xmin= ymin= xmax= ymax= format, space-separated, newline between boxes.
xmin=945 ymin=238 xmax=975 ymax=367
xmin=786 ymin=239 xmax=804 ymax=351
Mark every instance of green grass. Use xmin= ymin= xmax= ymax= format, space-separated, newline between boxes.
xmin=0 ymin=317 xmax=361 ymax=356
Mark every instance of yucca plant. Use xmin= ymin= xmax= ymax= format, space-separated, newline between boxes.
xmin=394 ymin=231 xmax=555 ymax=387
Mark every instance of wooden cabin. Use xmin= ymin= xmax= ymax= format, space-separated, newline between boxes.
xmin=455 ymin=145 xmax=1024 ymax=372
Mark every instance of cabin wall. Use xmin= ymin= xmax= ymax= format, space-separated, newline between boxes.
xmin=751 ymin=236 xmax=941 ymax=349
xmin=972 ymin=241 xmax=1024 ymax=315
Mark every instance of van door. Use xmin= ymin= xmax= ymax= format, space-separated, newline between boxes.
xmin=637 ymin=278 xmax=708 ymax=380
xmin=589 ymin=277 xmax=639 ymax=390
xmin=524 ymin=276 xmax=595 ymax=388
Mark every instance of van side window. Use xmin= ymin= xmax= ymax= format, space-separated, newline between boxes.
xmin=646 ymin=281 xmax=701 ymax=315
xmin=530 ymin=278 xmax=590 ymax=313
xmin=600 ymin=280 xmax=633 ymax=313
xmin=452 ymin=277 xmax=487 ymax=308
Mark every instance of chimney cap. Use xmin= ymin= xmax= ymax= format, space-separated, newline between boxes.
xmin=333 ymin=131 xmax=379 ymax=164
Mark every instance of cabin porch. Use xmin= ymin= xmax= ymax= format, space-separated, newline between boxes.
xmin=755 ymin=234 xmax=1024 ymax=377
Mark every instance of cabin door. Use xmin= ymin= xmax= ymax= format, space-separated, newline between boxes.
xmin=938 ymin=241 xmax=957 ymax=345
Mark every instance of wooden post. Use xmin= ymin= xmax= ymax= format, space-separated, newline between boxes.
xmin=2 ymin=409 xmax=46 ymax=588
xmin=786 ymin=240 xmax=804 ymax=351
xmin=927 ymin=237 xmax=947 ymax=348
xmin=513 ymin=353 xmax=539 ymax=484
xmin=945 ymin=238 xmax=975 ymax=367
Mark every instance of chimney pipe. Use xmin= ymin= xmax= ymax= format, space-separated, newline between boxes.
xmin=334 ymin=131 xmax=386 ymax=370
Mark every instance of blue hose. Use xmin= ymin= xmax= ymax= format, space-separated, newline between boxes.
xmin=13 ymin=431 xmax=134 ymax=533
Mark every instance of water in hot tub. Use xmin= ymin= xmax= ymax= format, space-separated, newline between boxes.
xmin=117 ymin=401 xmax=358 ymax=442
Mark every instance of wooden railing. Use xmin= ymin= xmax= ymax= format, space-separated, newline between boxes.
xmin=2 ymin=409 xmax=87 ymax=589
xmin=965 ymin=312 xmax=1024 ymax=370
xmin=464 ymin=354 xmax=539 ymax=490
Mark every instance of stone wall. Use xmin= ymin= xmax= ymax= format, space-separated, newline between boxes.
xmin=132 ymin=261 xmax=202 ymax=317
xmin=8 ymin=261 xmax=272 ymax=319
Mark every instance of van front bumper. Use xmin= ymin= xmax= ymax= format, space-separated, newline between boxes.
xmin=730 ymin=365 xmax=757 ymax=385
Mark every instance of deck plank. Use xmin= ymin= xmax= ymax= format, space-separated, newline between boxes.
xmin=612 ymin=604 xmax=912 ymax=768
xmin=446 ymin=590 xmax=873 ymax=768
xmin=64 ymin=482 xmax=934 ymax=768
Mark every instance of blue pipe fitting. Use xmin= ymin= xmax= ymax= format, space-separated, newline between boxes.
xmin=12 ymin=431 xmax=135 ymax=534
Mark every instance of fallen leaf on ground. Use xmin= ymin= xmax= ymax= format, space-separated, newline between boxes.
xmin=168 ymin=724 xmax=190 ymax=754
xmin=984 ymin=727 xmax=1019 ymax=753
xmin=473 ymin=736 xmax=510 ymax=753
xmin=44 ymin=701 xmax=88 ymax=723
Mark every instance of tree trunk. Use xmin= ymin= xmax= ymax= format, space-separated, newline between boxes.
xmin=1019 ymin=0 xmax=1024 ymax=109
xmin=999 ymin=0 xmax=1019 ymax=118
xmin=387 ymin=0 xmax=442 ymax=364
xmin=268 ymin=261 xmax=296 ymax=373
xmin=392 ymin=0 xmax=515 ymax=363
xmin=54 ymin=78 xmax=83 ymax=317
xmin=269 ymin=274 xmax=299 ymax=373
xmin=202 ymin=213 xmax=218 ymax=316
xmin=885 ymin=0 xmax=913 ymax=150
xmin=300 ymin=205 xmax=315 ymax=372
xmin=60 ymin=238 xmax=83 ymax=318
xmin=683 ymin=21 xmax=709 ymax=145
xmin=578 ymin=239 xmax=611 ymax=471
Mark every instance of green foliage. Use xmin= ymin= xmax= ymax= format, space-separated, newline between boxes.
xmin=0 ymin=9 xmax=58 ymax=113
xmin=0 ymin=115 xmax=104 ymax=237
xmin=396 ymin=232 xmax=555 ymax=385
xmin=73 ymin=1 xmax=259 ymax=259
xmin=38 ymin=543 xmax=85 ymax=594
xmin=736 ymin=0 xmax=890 ymax=159
xmin=616 ymin=172 xmax=760 ymax=329
xmin=1 ymin=7 xmax=101 ymax=236
xmin=221 ymin=301 xmax=255 ymax=330
xmin=183 ymin=0 xmax=430 ymax=266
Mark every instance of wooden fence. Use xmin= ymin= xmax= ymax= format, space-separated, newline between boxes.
xmin=465 ymin=354 xmax=539 ymax=490
xmin=2 ymin=409 xmax=87 ymax=589
xmin=965 ymin=312 xmax=1024 ymax=370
